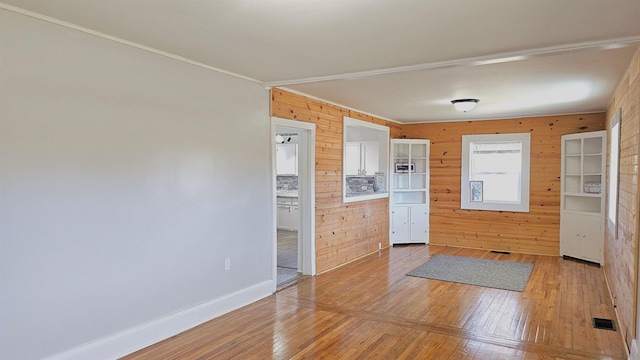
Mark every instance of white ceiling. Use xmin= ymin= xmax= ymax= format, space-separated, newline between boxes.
xmin=3 ymin=0 xmax=640 ymax=123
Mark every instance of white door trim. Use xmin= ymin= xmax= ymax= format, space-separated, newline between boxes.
xmin=271 ymin=117 xmax=316 ymax=291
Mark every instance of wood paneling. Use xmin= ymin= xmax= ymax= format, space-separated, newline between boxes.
xmin=605 ymin=46 xmax=640 ymax=348
xmin=123 ymin=245 xmax=626 ymax=359
xmin=402 ymin=114 xmax=605 ymax=256
xmin=272 ymin=87 xmax=609 ymax=273
xmin=271 ymin=88 xmax=401 ymax=273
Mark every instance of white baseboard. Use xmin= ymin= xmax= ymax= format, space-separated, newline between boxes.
xmin=630 ymin=339 xmax=639 ymax=360
xmin=43 ymin=280 xmax=274 ymax=360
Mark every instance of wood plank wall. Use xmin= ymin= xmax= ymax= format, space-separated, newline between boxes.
xmin=605 ymin=46 xmax=640 ymax=348
xmin=271 ymin=89 xmax=402 ymax=273
xmin=402 ymin=114 xmax=605 ymax=256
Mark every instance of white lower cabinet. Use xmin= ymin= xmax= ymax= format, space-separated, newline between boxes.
xmin=391 ymin=206 xmax=409 ymax=243
xmin=390 ymin=205 xmax=428 ymax=244
xmin=277 ymin=204 xmax=290 ymax=229
xmin=410 ymin=206 xmax=429 ymax=241
xmin=560 ymin=212 xmax=602 ymax=264
xmin=277 ymin=197 xmax=298 ymax=231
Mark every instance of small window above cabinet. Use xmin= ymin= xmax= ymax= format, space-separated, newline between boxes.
xmin=343 ymin=116 xmax=389 ymax=203
xmin=276 ymin=143 xmax=298 ymax=175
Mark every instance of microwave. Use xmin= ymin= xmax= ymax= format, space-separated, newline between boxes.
xmin=395 ymin=163 xmax=415 ymax=173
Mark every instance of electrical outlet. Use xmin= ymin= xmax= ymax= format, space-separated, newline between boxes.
xmin=225 ymin=258 xmax=231 ymax=271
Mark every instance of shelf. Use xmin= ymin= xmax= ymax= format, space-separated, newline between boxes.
xmin=562 ymin=209 xmax=602 ymax=216
xmin=394 ymin=156 xmax=426 ymax=159
xmin=390 ymin=139 xmax=430 ymax=207
xmin=564 ymin=192 xmax=601 ymax=197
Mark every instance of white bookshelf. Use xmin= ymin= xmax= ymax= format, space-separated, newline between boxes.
xmin=389 ymin=139 xmax=430 ymax=245
xmin=560 ymin=130 xmax=606 ymax=264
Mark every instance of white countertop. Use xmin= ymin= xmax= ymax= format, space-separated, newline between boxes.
xmin=277 ymin=190 xmax=299 ymax=198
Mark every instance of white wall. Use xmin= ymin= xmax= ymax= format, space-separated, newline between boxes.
xmin=0 ymin=9 xmax=272 ymax=360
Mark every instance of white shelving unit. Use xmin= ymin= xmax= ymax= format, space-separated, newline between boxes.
xmin=389 ymin=139 xmax=430 ymax=245
xmin=560 ymin=130 xmax=606 ymax=265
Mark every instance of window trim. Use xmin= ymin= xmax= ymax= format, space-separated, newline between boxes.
xmin=461 ymin=133 xmax=531 ymax=212
xmin=608 ymin=109 xmax=621 ymax=238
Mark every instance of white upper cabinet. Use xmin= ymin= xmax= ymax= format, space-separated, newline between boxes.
xmin=345 ymin=142 xmax=361 ymax=176
xmin=276 ymin=143 xmax=298 ymax=175
xmin=345 ymin=141 xmax=379 ymax=176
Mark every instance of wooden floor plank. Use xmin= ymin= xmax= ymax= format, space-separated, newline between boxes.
xmin=122 ymin=245 xmax=626 ymax=359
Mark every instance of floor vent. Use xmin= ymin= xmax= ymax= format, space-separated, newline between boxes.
xmin=491 ymin=250 xmax=511 ymax=254
xmin=592 ymin=318 xmax=616 ymax=331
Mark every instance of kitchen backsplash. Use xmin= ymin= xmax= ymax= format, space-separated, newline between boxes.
xmin=345 ymin=176 xmax=375 ymax=196
xmin=279 ymin=175 xmax=379 ymax=195
xmin=276 ymin=175 xmax=298 ymax=190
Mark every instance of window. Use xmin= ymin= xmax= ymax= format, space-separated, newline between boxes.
xmin=342 ymin=116 xmax=389 ymax=203
xmin=608 ymin=109 xmax=621 ymax=236
xmin=461 ymin=133 xmax=531 ymax=212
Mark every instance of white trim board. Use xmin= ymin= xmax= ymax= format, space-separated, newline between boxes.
xmin=631 ymin=339 xmax=639 ymax=360
xmin=271 ymin=117 xmax=317 ymax=287
xmin=42 ymin=280 xmax=274 ymax=360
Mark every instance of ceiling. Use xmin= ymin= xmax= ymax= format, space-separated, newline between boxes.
xmin=3 ymin=0 xmax=640 ymax=123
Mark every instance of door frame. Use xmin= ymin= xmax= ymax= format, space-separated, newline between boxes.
xmin=271 ymin=117 xmax=316 ymax=291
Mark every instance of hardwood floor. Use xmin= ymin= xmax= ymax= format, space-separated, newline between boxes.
xmin=123 ymin=245 xmax=626 ymax=359
xmin=277 ymin=230 xmax=298 ymax=270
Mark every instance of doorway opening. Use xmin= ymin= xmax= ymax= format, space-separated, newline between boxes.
xmin=272 ymin=118 xmax=315 ymax=290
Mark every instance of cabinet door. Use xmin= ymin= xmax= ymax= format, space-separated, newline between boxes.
xmin=560 ymin=212 xmax=602 ymax=263
xmin=560 ymin=213 xmax=582 ymax=258
xmin=362 ymin=141 xmax=379 ymax=175
xmin=277 ymin=205 xmax=290 ymax=229
xmin=390 ymin=206 xmax=409 ymax=243
xmin=290 ymin=205 xmax=299 ymax=231
xmin=276 ymin=143 xmax=298 ymax=175
xmin=580 ymin=215 xmax=603 ymax=263
xmin=410 ymin=205 xmax=429 ymax=243
xmin=345 ymin=143 xmax=361 ymax=175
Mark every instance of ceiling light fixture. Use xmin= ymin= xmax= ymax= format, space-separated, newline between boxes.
xmin=451 ymin=99 xmax=479 ymax=112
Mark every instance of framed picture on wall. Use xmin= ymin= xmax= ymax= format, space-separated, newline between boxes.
xmin=470 ymin=181 xmax=483 ymax=202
